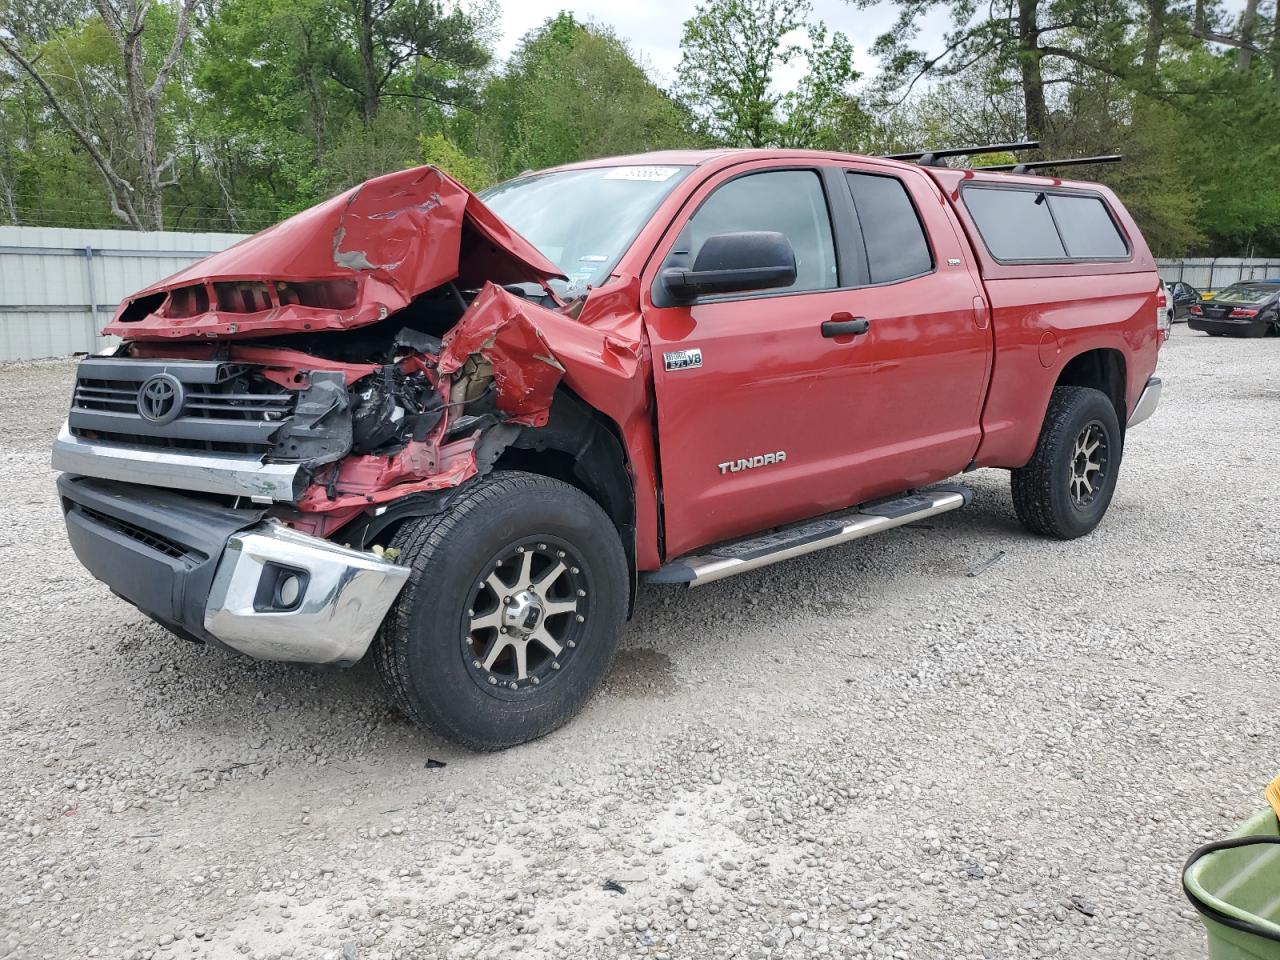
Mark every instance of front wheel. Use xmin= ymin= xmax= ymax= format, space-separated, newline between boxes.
xmin=372 ymin=471 xmax=628 ymax=750
xmin=1011 ymin=386 xmax=1123 ymax=540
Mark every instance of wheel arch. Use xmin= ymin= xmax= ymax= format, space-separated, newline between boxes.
xmin=1054 ymin=347 xmax=1128 ymax=429
xmin=491 ymin=387 xmax=637 ymax=577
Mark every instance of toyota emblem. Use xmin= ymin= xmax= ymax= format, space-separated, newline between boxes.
xmin=136 ymin=373 xmax=184 ymax=424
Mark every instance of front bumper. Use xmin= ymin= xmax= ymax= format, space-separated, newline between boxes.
xmin=52 ymin=422 xmax=305 ymax=502
xmin=1127 ymin=377 xmax=1162 ymax=428
xmin=57 ymin=475 xmax=408 ymax=666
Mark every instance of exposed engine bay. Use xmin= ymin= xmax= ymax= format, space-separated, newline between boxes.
xmin=63 ymin=164 xmax=651 ymax=550
xmin=87 ymin=280 xmax=572 ymax=540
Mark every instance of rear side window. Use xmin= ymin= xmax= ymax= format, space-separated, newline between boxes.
xmin=1046 ymin=194 xmax=1129 ymax=258
xmin=962 ymin=188 xmax=1065 ymax=260
xmin=963 ymin=186 xmax=1128 ymax=262
xmin=846 ymin=172 xmax=933 ymax=283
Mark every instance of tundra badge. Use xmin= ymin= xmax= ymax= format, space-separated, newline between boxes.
xmin=664 ymin=348 xmax=703 ymax=371
xmin=718 ymin=452 xmax=787 ymax=475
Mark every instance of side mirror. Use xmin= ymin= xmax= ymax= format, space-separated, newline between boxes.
xmin=661 ymin=231 xmax=797 ymax=304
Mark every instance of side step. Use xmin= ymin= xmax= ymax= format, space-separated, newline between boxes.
xmin=648 ymin=485 xmax=972 ymax=588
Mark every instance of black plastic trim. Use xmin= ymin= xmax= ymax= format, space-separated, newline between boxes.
xmin=57 ymin=475 xmax=265 ymax=644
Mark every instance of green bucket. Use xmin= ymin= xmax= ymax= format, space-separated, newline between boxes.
xmin=1183 ymin=809 xmax=1280 ymax=960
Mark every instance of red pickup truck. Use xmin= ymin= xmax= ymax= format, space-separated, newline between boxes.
xmin=53 ymin=149 xmax=1163 ymax=749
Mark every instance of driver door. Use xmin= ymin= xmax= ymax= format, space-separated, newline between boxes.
xmin=642 ymin=164 xmax=869 ymax=557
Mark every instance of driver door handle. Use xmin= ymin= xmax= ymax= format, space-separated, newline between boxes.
xmin=822 ymin=315 xmax=870 ymax=338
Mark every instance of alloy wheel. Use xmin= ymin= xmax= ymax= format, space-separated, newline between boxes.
xmin=461 ymin=538 xmax=589 ymax=698
xmin=1068 ymin=421 xmax=1109 ymax=507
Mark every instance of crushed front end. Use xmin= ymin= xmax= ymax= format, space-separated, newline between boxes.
xmin=52 ymin=165 xmax=595 ymax=666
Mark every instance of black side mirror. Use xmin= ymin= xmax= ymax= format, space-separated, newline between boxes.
xmin=661 ymin=231 xmax=797 ymax=304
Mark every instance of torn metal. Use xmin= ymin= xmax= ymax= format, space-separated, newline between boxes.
xmin=82 ymin=165 xmax=654 ymax=548
xmin=104 ymin=166 xmax=564 ymax=340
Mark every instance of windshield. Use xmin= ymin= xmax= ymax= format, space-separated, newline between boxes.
xmin=1214 ymin=283 xmax=1279 ymax=304
xmin=480 ymin=165 xmax=693 ymax=298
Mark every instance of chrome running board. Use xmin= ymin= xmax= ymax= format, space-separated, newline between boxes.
xmin=649 ymin=485 xmax=972 ymax=588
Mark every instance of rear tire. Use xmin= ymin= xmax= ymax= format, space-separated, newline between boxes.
xmin=1011 ymin=386 xmax=1123 ymax=540
xmin=372 ymin=471 xmax=628 ymax=750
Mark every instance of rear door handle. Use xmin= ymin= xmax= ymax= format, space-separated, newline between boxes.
xmin=822 ymin=316 xmax=870 ymax=338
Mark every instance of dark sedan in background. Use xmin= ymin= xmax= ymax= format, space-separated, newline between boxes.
xmin=1189 ymin=280 xmax=1280 ymax=337
xmin=1165 ymin=280 xmax=1200 ymax=319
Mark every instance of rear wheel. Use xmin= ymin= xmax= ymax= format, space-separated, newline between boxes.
xmin=372 ymin=471 xmax=628 ymax=750
xmin=1011 ymin=386 xmax=1123 ymax=540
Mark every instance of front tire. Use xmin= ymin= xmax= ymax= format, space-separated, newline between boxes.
xmin=1011 ymin=386 xmax=1123 ymax=540
xmin=372 ymin=471 xmax=628 ymax=750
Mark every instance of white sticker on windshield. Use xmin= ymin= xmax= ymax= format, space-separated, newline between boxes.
xmin=603 ymin=166 xmax=681 ymax=182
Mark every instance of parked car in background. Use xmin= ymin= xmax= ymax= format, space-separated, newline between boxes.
xmin=1163 ymin=280 xmax=1200 ymax=320
xmin=1188 ymin=280 xmax=1280 ymax=337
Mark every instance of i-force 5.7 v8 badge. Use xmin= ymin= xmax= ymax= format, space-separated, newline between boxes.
xmin=718 ymin=451 xmax=787 ymax=474
xmin=664 ymin=348 xmax=703 ymax=371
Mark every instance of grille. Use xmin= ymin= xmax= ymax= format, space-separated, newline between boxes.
xmin=69 ymin=360 xmax=297 ymax=456
xmin=74 ymin=504 xmax=197 ymax=561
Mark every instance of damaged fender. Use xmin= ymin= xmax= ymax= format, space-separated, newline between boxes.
xmin=438 ymin=283 xmax=568 ymax=427
xmin=295 ymin=283 xmax=653 ymax=534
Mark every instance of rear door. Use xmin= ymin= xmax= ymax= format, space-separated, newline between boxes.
xmin=642 ymin=159 xmax=992 ymax=559
xmin=832 ymin=164 xmax=993 ymax=494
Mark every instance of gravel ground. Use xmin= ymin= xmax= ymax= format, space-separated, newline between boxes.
xmin=2 ymin=325 xmax=1277 ymax=960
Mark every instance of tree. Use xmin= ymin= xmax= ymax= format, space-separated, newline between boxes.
xmin=420 ymin=130 xmax=493 ymax=189
xmin=472 ymin=14 xmax=699 ymax=179
xmin=859 ymin=0 xmax=1280 ymax=141
xmin=676 ymin=0 xmax=862 ymax=149
xmin=313 ymin=0 xmax=492 ymax=122
xmin=190 ymin=0 xmax=494 ymax=225
xmin=0 ymin=0 xmax=199 ymax=229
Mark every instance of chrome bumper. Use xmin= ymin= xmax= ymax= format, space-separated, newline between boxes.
xmin=1128 ymin=377 xmax=1162 ymax=428
xmin=204 ymin=523 xmax=410 ymax=665
xmin=51 ymin=422 xmax=303 ymax=502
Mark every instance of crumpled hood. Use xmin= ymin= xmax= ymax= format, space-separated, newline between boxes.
xmin=104 ymin=166 xmax=565 ymax=340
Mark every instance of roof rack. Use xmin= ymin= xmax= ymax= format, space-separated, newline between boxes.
xmin=975 ymin=155 xmax=1123 ymax=174
xmin=881 ymin=141 xmax=1040 ymax=167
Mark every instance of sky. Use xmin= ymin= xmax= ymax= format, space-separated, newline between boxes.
xmin=490 ymin=0 xmax=950 ymax=91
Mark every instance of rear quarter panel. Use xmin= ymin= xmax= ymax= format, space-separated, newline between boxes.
xmin=931 ymin=170 xmax=1161 ymax=467
xmin=975 ymin=273 xmax=1160 ymax=466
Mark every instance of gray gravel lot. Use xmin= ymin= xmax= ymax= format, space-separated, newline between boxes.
xmin=2 ymin=325 xmax=1278 ymax=960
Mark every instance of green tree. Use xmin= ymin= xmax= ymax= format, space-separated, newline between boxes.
xmin=192 ymin=0 xmax=495 ymax=226
xmin=420 ymin=131 xmax=494 ymax=189
xmin=471 ymin=14 xmax=699 ymax=180
xmin=312 ymin=0 xmax=493 ymax=122
xmin=676 ymin=0 xmax=863 ymax=148
xmin=0 ymin=0 xmax=200 ymax=229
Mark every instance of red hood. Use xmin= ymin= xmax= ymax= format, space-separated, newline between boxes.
xmin=104 ymin=166 xmax=565 ymax=340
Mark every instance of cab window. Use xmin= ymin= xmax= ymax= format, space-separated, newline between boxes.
xmin=684 ymin=170 xmax=838 ymax=293
xmin=846 ymin=172 xmax=933 ymax=283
